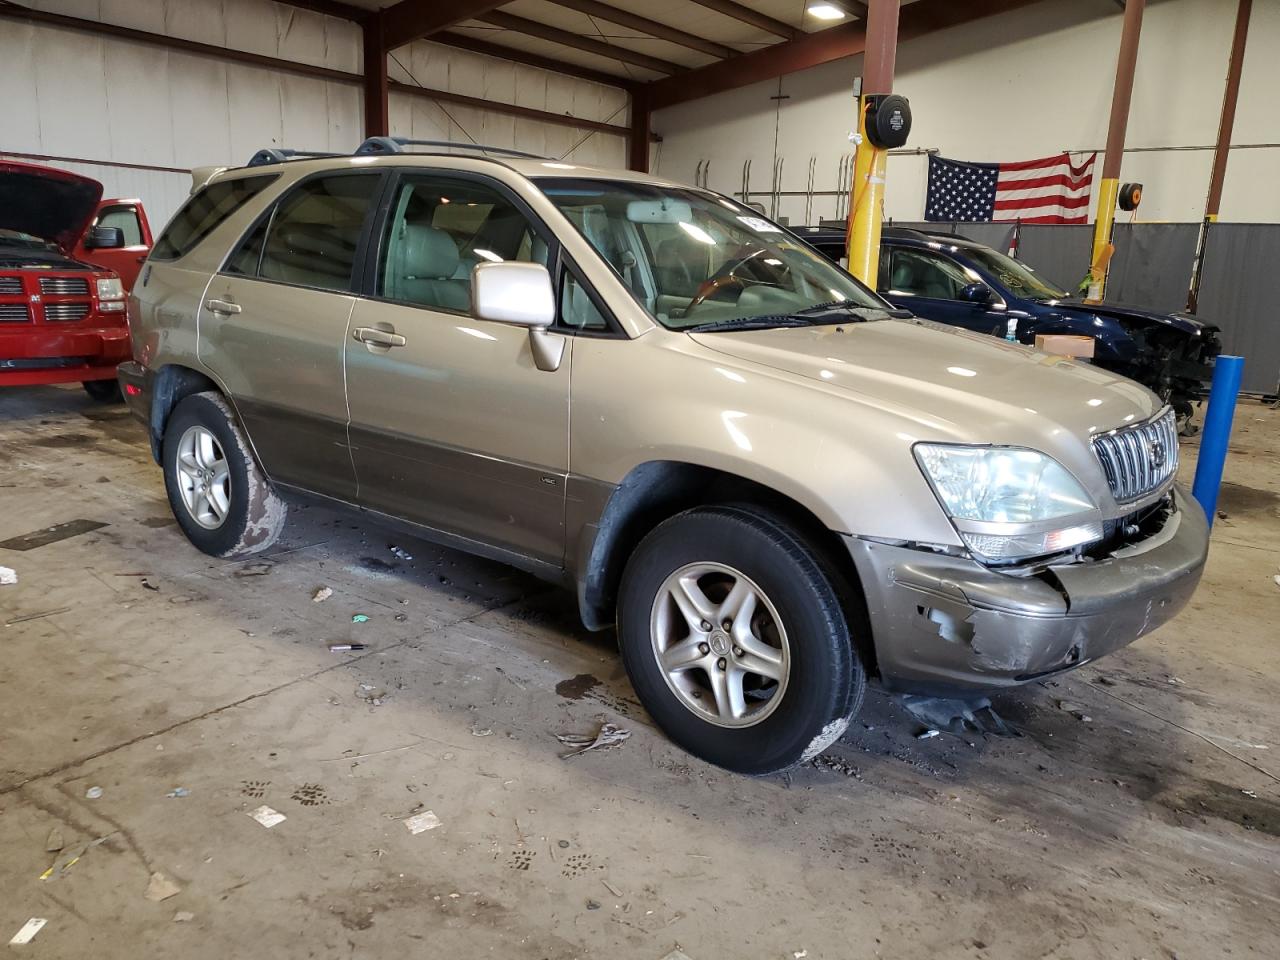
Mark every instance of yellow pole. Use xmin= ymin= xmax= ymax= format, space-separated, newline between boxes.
xmin=1086 ymin=176 xmax=1119 ymax=302
xmin=846 ymin=98 xmax=888 ymax=289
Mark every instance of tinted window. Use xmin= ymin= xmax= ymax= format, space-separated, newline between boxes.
xmin=377 ymin=175 xmax=548 ymax=314
xmin=560 ymin=268 xmax=608 ymax=331
xmin=151 ymin=174 xmax=277 ymax=261
xmin=885 ymin=248 xmax=974 ymax=300
xmin=258 ymin=174 xmax=380 ymax=293
xmin=223 ymin=216 xmax=269 ymax=277
xmin=97 ymin=206 xmax=142 ymax=246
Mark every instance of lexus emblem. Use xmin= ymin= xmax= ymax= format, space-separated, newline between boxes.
xmin=1148 ymin=438 xmax=1166 ymax=470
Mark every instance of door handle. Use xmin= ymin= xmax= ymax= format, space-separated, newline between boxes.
xmin=205 ymin=298 xmax=241 ymax=315
xmin=352 ymin=326 xmax=407 ymax=348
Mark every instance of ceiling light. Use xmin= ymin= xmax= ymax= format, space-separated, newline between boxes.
xmin=807 ymin=3 xmax=846 ymax=21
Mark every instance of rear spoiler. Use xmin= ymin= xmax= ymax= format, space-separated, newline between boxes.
xmin=189 ymin=166 xmax=228 ymax=195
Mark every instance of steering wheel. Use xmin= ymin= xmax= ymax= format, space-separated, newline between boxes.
xmin=685 ymin=251 xmax=760 ymax=313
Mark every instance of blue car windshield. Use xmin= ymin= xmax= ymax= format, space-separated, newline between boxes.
xmin=536 ymin=178 xmax=886 ymax=330
xmin=962 ymin=246 xmax=1069 ymax=301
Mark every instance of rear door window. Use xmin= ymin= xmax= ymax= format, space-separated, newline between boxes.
xmin=254 ymin=174 xmax=382 ymax=293
xmin=151 ymin=174 xmax=277 ymax=261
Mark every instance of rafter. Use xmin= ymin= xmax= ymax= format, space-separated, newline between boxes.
xmin=432 ymin=30 xmax=637 ymax=89
xmin=648 ymin=0 xmax=1041 ymax=108
xmin=547 ymin=0 xmax=736 ymax=60
xmin=478 ymin=10 xmax=684 ymax=75
xmin=273 ymin=0 xmax=368 ymax=21
xmin=685 ymin=0 xmax=797 ymax=40
xmin=382 ymin=0 xmax=510 ymax=51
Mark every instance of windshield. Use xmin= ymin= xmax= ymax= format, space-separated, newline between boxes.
xmin=0 ymin=229 xmax=57 ymax=251
xmin=537 ymin=178 xmax=887 ymax=330
xmin=961 ymin=245 xmax=1068 ymax=301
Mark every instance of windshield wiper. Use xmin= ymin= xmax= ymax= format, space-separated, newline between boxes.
xmin=685 ymin=315 xmax=815 ymax=333
xmin=792 ymin=299 xmax=893 ymax=323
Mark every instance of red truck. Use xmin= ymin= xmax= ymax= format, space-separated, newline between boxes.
xmin=1 ymin=160 xmax=153 ymax=400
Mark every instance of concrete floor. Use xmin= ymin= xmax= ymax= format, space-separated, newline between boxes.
xmin=1 ymin=385 xmax=1278 ymax=960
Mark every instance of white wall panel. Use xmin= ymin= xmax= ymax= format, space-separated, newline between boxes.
xmin=654 ymin=0 xmax=1280 ymax=224
xmin=31 ymin=27 xmax=112 ymax=158
xmin=168 ymin=52 xmax=233 ymax=168
xmin=104 ymin=37 xmax=174 ymax=167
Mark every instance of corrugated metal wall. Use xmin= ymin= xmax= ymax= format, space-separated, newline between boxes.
xmin=1 ymin=0 xmax=627 ymax=230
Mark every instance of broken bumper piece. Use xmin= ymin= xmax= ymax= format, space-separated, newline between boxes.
xmin=847 ymin=485 xmax=1209 ymax=695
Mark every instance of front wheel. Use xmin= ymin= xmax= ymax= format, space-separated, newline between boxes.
xmin=161 ymin=391 xmax=286 ymax=558
xmin=617 ymin=506 xmax=865 ymax=775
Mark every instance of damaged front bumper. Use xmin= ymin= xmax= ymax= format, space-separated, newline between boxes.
xmin=846 ymin=485 xmax=1209 ymax=695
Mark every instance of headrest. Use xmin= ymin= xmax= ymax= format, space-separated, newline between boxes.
xmin=401 ymin=223 xmax=460 ymax=280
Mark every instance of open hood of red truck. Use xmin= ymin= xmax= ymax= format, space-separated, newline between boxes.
xmin=0 ymin=160 xmax=104 ymax=252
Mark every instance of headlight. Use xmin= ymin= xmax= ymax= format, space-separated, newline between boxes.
xmin=96 ymin=277 xmax=124 ymax=300
xmin=914 ymin=444 xmax=1102 ymax=562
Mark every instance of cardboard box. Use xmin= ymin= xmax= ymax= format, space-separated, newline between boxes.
xmin=1035 ymin=334 xmax=1095 ymax=359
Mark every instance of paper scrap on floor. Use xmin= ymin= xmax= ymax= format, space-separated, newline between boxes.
xmin=9 ymin=919 xmax=47 ymax=945
xmin=249 ymin=805 xmax=287 ymax=828
xmin=404 ymin=810 xmax=442 ymax=834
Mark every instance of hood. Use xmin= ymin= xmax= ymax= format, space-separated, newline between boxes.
xmin=0 ymin=160 xmax=103 ymax=251
xmin=1053 ymin=297 xmax=1218 ymax=336
xmin=689 ymin=318 xmax=1161 ymax=444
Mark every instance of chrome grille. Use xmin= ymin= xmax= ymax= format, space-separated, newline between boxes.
xmin=0 ymin=303 xmax=31 ymax=323
xmin=0 ymin=277 xmax=22 ymax=295
xmin=1091 ymin=408 xmax=1179 ymax=503
xmin=39 ymin=277 xmax=89 ymax=296
xmin=44 ymin=303 xmax=90 ymax=322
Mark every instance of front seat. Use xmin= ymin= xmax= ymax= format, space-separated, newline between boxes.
xmin=388 ymin=223 xmax=470 ymax=312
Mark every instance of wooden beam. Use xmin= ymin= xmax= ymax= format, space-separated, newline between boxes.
xmin=479 ymin=11 xmax=683 ymax=75
xmin=1205 ymin=0 xmax=1252 ymax=218
xmin=648 ymin=0 xmax=1041 ymax=108
xmin=432 ymin=30 xmax=636 ymax=89
xmin=547 ymin=0 xmax=736 ymax=60
xmin=628 ymin=89 xmax=652 ymax=171
xmin=685 ymin=0 xmax=797 ymax=40
xmin=363 ymin=14 xmax=389 ymax=137
xmin=390 ymin=81 xmax=629 ymax=136
xmin=382 ymin=0 xmax=510 ymax=51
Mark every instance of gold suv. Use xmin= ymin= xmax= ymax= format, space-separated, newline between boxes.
xmin=119 ymin=139 xmax=1209 ymax=773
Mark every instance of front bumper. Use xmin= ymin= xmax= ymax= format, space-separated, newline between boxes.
xmin=846 ymin=485 xmax=1209 ymax=695
xmin=0 ymin=325 xmax=130 ymax=386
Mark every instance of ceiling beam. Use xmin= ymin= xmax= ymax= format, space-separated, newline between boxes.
xmin=389 ymin=80 xmax=630 ymax=136
xmin=478 ymin=10 xmax=683 ymax=75
xmin=546 ymin=0 xmax=736 ymax=60
xmin=431 ymin=30 xmax=637 ymax=89
xmin=382 ymin=0 xmax=511 ymax=51
xmin=648 ymin=0 xmax=1041 ymax=108
xmin=685 ymin=0 xmax=798 ymax=40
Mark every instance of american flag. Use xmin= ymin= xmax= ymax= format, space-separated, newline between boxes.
xmin=925 ymin=152 xmax=1097 ymax=224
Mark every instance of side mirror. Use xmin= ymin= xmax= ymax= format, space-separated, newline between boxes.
xmin=472 ymin=261 xmax=563 ymax=372
xmin=960 ymin=281 xmax=993 ymax=304
xmin=85 ymin=225 xmax=125 ymax=249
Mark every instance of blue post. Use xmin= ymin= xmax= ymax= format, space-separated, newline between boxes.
xmin=1191 ymin=355 xmax=1244 ymax=526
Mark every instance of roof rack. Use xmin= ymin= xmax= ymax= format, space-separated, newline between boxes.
xmin=354 ymin=136 xmax=550 ymax=161
xmin=246 ymin=148 xmax=341 ymax=168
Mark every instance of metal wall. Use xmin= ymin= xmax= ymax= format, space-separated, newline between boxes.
xmin=1195 ymin=224 xmax=1280 ymax=395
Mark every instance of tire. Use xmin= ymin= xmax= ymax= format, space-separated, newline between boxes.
xmin=161 ymin=391 xmax=286 ymax=558
xmin=617 ymin=506 xmax=865 ymax=775
xmin=83 ymin=379 xmax=122 ymax=403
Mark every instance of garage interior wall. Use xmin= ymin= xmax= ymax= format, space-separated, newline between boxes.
xmin=653 ymin=0 xmax=1280 ymax=226
xmin=1 ymin=0 xmax=628 ymax=230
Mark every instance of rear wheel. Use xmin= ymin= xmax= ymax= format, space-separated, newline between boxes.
xmin=82 ymin=379 xmax=122 ymax=403
xmin=161 ymin=391 xmax=286 ymax=558
xmin=617 ymin=506 xmax=865 ymax=775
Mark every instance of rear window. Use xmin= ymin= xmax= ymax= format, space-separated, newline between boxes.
xmin=151 ymin=174 xmax=277 ymax=261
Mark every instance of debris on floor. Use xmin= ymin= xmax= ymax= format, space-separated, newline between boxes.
xmin=145 ymin=871 xmax=182 ymax=902
xmin=166 ymin=787 xmax=190 ymax=798
xmin=658 ymin=949 xmax=694 ymax=960
xmin=85 ymin=785 xmax=103 ymax=799
xmin=602 ymin=879 xmax=624 ymax=897
xmin=248 ymin=805 xmax=287 ymax=829
xmin=8 ymin=918 xmax=47 ymax=946
xmin=915 ymin=729 xmax=941 ymax=740
xmin=356 ymin=683 xmax=386 ymax=705
xmin=44 ymin=828 xmax=63 ymax=853
xmin=352 ymin=613 xmax=370 ymax=623
xmin=389 ymin=545 xmax=413 ymax=560
xmin=329 ymin=643 xmax=367 ymax=653
xmin=1056 ymin=700 xmax=1093 ymax=722
xmin=557 ymin=722 xmax=631 ymax=758
xmin=0 ymin=565 xmax=16 ymax=585
xmin=141 ymin=577 xmax=160 ymax=591
xmin=173 ymin=911 xmax=195 ymax=923
xmin=403 ymin=810 xmax=442 ymax=835
xmin=900 ymin=694 xmax=1017 ymax=737
xmin=312 ymin=586 xmax=333 ymax=602
xmin=233 ymin=562 xmax=273 ymax=578
xmin=0 ymin=519 xmax=108 ymax=551
xmin=40 ymin=834 xmax=115 ymax=881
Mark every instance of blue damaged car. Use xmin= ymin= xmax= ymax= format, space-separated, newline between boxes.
xmin=800 ymin=226 xmax=1220 ymax=429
